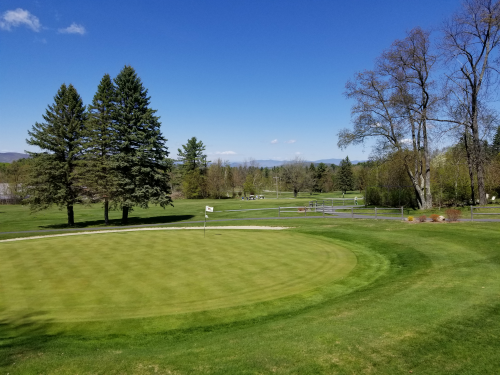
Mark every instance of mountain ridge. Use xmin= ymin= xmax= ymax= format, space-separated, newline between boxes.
xmin=0 ymin=152 xmax=29 ymax=163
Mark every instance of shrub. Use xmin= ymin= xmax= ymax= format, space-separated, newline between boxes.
xmin=408 ymin=216 xmax=414 ymax=222
xmin=171 ymin=191 xmax=184 ymax=200
xmin=430 ymin=214 xmax=440 ymax=222
xmin=418 ymin=215 xmax=427 ymax=222
xmin=446 ymin=208 xmax=462 ymax=222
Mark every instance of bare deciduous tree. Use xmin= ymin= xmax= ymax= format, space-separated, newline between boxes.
xmin=281 ymin=157 xmax=313 ymax=197
xmin=339 ymin=27 xmax=437 ymax=209
xmin=441 ymin=0 xmax=500 ymax=205
xmin=207 ymin=158 xmax=227 ymax=199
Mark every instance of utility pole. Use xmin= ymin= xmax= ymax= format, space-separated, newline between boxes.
xmin=273 ymin=176 xmax=280 ymax=199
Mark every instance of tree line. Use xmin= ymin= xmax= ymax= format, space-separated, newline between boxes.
xmin=169 ymin=142 xmax=358 ymax=199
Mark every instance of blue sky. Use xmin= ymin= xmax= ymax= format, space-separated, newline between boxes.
xmin=1 ymin=0 xmax=460 ymax=162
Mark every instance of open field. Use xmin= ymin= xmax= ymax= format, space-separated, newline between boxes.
xmin=1 ymin=217 xmax=500 ymax=373
xmin=0 ymin=194 xmax=350 ymax=233
xmin=2 ymin=191 xmax=499 ymax=236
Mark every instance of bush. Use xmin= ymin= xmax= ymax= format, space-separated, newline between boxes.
xmin=446 ymin=208 xmax=462 ymax=222
xmin=418 ymin=215 xmax=427 ymax=222
xmin=171 ymin=191 xmax=184 ymax=200
xmin=430 ymin=214 xmax=440 ymax=222
xmin=408 ymin=216 xmax=414 ymax=222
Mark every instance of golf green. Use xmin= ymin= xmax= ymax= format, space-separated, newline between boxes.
xmin=0 ymin=229 xmax=357 ymax=323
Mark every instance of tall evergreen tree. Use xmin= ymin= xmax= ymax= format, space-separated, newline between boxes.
xmin=113 ymin=66 xmax=172 ymax=224
xmin=338 ymin=156 xmax=354 ymax=194
xmin=26 ymin=84 xmax=86 ymax=226
xmin=80 ymin=74 xmax=118 ymax=225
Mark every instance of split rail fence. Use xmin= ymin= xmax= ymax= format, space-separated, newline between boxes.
xmin=470 ymin=206 xmax=500 ymax=221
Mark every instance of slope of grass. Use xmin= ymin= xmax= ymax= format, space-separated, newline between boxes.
xmin=1 ymin=219 xmax=499 ymax=373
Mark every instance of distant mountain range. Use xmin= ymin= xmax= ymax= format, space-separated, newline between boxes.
xmin=0 ymin=152 xmax=29 ymax=163
xmin=0 ymin=153 xmax=364 ymax=167
xmin=229 ymin=158 xmax=364 ymax=168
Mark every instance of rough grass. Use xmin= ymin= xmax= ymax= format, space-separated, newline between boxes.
xmin=0 ymin=219 xmax=499 ymax=373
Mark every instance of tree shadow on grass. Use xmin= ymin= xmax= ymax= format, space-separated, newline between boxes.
xmin=39 ymin=214 xmax=195 ymax=230
xmin=0 ymin=311 xmax=57 ymax=368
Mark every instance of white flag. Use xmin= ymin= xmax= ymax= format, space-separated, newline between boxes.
xmin=206 ymin=206 xmax=213 ymax=212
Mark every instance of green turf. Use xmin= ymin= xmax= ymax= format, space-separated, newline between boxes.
xmin=1 ymin=218 xmax=500 ymax=373
xmin=0 ymin=230 xmax=356 ymax=325
xmin=0 ymin=193 xmax=498 ymax=235
xmin=0 ymin=193 xmax=363 ymax=233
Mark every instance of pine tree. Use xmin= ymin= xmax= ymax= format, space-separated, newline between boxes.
xmin=26 ymin=84 xmax=86 ymax=226
xmin=338 ymin=156 xmax=354 ymax=194
xmin=80 ymin=74 xmax=118 ymax=225
xmin=177 ymin=137 xmax=207 ymax=172
xmin=113 ymin=66 xmax=172 ymax=224
xmin=493 ymin=125 xmax=500 ymax=155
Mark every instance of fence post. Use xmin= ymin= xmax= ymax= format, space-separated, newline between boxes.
xmin=470 ymin=205 xmax=473 ymax=221
xmin=279 ymin=206 xmax=280 ymax=217
xmin=351 ymin=207 xmax=354 ymax=219
xmin=401 ymin=206 xmax=404 ymax=221
xmin=375 ymin=207 xmax=378 ymax=220
xmin=323 ymin=204 xmax=325 ymax=218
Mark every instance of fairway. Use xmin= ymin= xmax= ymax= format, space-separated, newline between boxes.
xmin=0 ymin=230 xmax=356 ymax=323
xmin=1 ymin=219 xmax=500 ymax=374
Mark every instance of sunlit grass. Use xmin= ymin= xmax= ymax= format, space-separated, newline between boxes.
xmin=1 ymin=219 xmax=499 ymax=373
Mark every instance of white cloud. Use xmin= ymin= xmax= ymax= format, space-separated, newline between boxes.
xmin=58 ymin=23 xmax=86 ymax=35
xmin=295 ymin=151 xmax=302 ymax=155
xmin=285 ymin=140 xmax=296 ymax=144
xmin=400 ymin=138 xmax=412 ymax=144
xmin=0 ymin=8 xmax=41 ymax=32
xmin=215 ymin=151 xmax=236 ymax=155
xmin=271 ymin=139 xmax=278 ymax=144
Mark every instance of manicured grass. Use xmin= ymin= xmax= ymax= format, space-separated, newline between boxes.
xmin=1 ymin=219 xmax=500 ymax=373
xmin=0 ymin=192 xmax=363 ymax=233
xmin=0 ymin=230 xmax=356 ymax=325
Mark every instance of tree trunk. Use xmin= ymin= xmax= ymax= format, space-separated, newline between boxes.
xmin=67 ymin=205 xmax=75 ymax=226
xmin=463 ymin=133 xmax=476 ymax=205
xmin=122 ymin=206 xmax=129 ymax=225
xmin=471 ymin=120 xmax=487 ymax=205
xmin=404 ymin=163 xmax=424 ymax=210
xmin=104 ymin=199 xmax=109 ymax=225
xmin=422 ymin=116 xmax=433 ymax=209
xmin=293 ymin=189 xmax=298 ymax=198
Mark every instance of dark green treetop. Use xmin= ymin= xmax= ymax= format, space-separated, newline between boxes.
xmin=26 ymin=83 xmax=86 ymax=226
